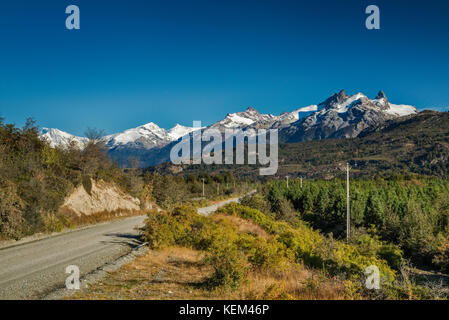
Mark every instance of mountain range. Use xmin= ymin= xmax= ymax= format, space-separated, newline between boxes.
xmin=40 ymin=90 xmax=418 ymax=167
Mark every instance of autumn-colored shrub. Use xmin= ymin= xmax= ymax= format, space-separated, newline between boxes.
xmin=0 ymin=178 xmax=24 ymax=240
xmin=217 ymin=203 xmax=397 ymax=283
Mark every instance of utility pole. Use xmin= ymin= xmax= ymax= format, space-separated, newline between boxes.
xmin=202 ymin=178 xmax=205 ymax=197
xmin=300 ymin=176 xmax=303 ymax=188
xmin=346 ymin=163 xmax=350 ymax=244
xmin=286 ymin=175 xmax=289 ymax=189
xmin=217 ymin=183 xmax=219 ymax=195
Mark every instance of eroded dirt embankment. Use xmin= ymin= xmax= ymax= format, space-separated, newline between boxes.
xmin=59 ymin=179 xmax=141 ymax=217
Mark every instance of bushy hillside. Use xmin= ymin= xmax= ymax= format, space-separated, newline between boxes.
xmin=0 ymin=118 xmax=142 ymax=239
xmin=138 ymin=200 xmax=446 ymax=299
xmin=144 ymin=204 xmax=392 ymax=297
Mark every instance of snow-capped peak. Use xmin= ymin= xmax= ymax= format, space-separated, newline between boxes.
xmin=40 ymin=128 xmax=88 ymax=149
xmin=371 ymin=91 xmax=417 ymax=116
xmin=168 ymin=124 xmax=202 ymax=140
xmin=225 ymin=113 xmax=257 ymax=127
xmin=105 ymin=122 xmax=170 ymax=146
xmin=315 ymin=90 xmax=417 ymax=117
xmin=214 ymin=106 xmax=277 ymax=129
xmin=140 ymin=122 xmax=162 ymax=130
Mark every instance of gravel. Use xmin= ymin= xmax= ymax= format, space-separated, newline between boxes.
xmin=0 ymin=215 xmax=146 ymax=300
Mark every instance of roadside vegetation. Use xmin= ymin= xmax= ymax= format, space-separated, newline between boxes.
xmin=0 ymin=118 xmax=247 ymax=240
xmin=74 ymin=196 xmax=447 ymax=300
xmin=144 ymin=198 xmax=449 ymax=299
xmin=142 ymin=171 xmax=254 ymax=210
xmin=261 ymin=177 xmax=449 ymax=274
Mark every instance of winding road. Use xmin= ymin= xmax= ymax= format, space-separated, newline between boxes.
xmin=197 ymin=190 xmax=255 ymax=216
xmin=0 ymin=193 xmax=254 ymax=300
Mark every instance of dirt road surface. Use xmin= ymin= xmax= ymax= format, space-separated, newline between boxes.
xmin=0 ymin=215 xmax=146 ymax=299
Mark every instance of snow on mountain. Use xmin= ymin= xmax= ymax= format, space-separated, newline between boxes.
xmin=385 ymin=104 xmax=418 ymax=117
xmin=281 ymin=90 xmax=418 ymax=142
xmin=226 ymin=113 xmax=256 ymax=127
xmin=168 ymin=124 xmax=202 ymax=140
xmin=40 ymin=128 xmax=88 ymax=149
xmin=210 ymin=107 xmax=278 ymax=130
xmin=104 ymin=122 xmax=171 ymax=149
xmin=292 ymin=105 xmax=319 ymax=118
xmin=315 ymin=90 xmax=417 ymax=119
xmin=276 ymin=105 xmax=318 ymax=124
xmin=371 ymin=90 xmax=417 ymax=116
xmin=333 ymin=93 xmax=367 ymax=113
xmin=209 ymin=105 xmax=318 ymax=131
xmin=103 ymin=122 xmax=201 ymax=150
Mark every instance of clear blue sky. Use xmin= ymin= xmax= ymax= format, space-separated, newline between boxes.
xmin=0 ymin=0 xmax=448 ymax=136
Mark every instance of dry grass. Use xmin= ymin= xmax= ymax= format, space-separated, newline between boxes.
xmin=72 ymin=246 xmax=346 ymax=300
xmin=240 ymin=268 xmax=345 ymax=300
xmin=71 ymin=247 xmax=216 ymax=300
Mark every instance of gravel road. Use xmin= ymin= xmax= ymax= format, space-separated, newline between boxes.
xmin=0 ymin=215 xmax=146 ymax=300
xmin=197 ymin=191 xmax=255 ymax=216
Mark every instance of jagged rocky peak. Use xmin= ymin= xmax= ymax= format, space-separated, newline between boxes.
xmin=372 ymin=90 xmax=391 ymax=111
xmin=376 ymin=90 xmax=386 ymax=99
xmin=319 ymin=89 xmax=349 ymax=108
xmin=376 ymin=90 xmax=388 ymax=101
xmin=225 ymin=106 xmax=257 ymax=118
xmin=239 ymin=106 xmax=262 ymax=117
xmin=338 ymin=89 xmax=347 ymax=98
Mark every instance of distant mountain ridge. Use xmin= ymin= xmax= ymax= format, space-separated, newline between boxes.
xmin=40 ymin=90 xmax=418 ymax=167
xmin=153 ymin=110 xmax=449 ymax=179
xmin=280 ymin=90 xmax=417 ymax=142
